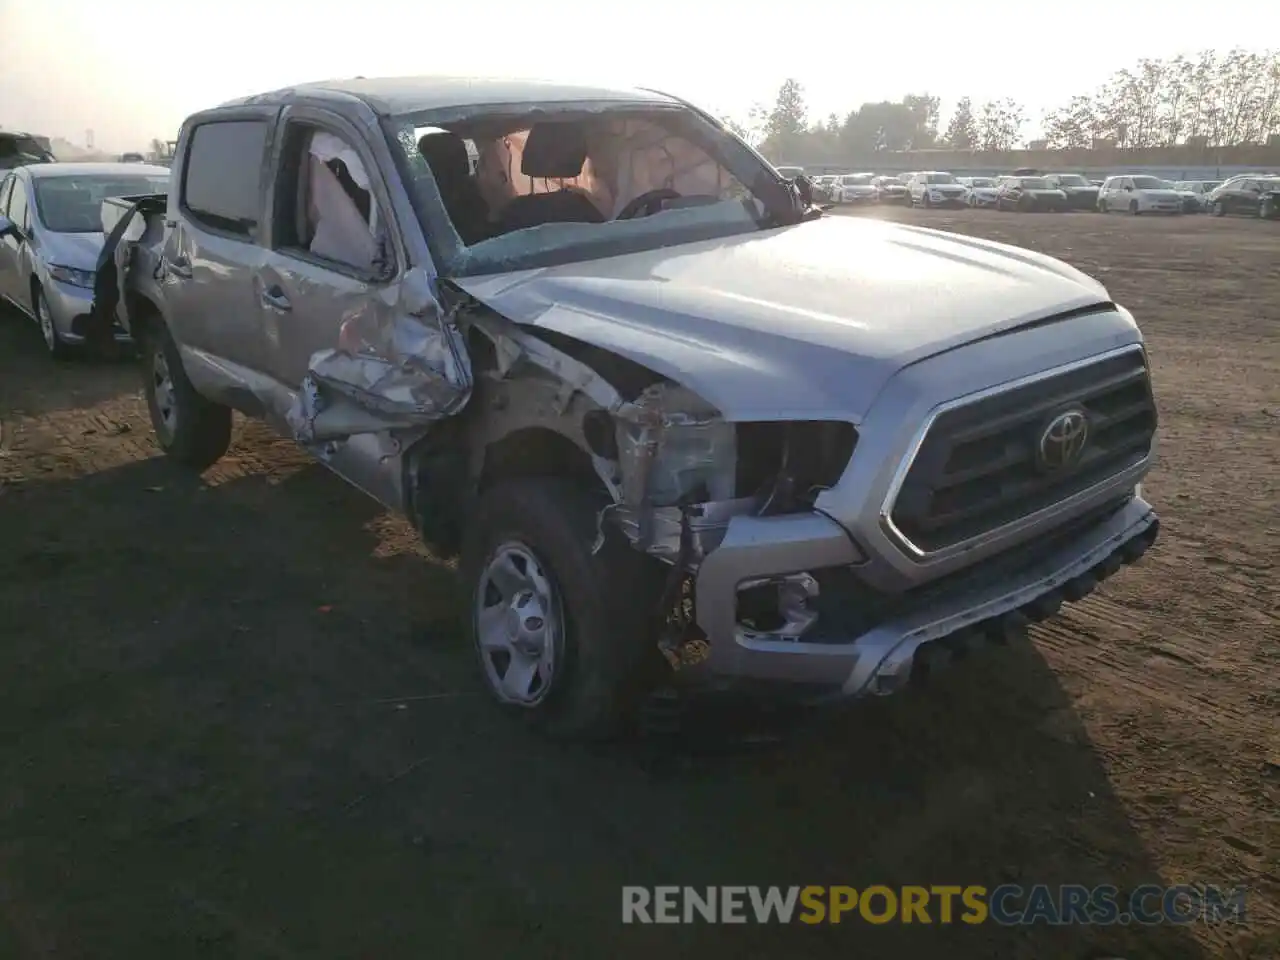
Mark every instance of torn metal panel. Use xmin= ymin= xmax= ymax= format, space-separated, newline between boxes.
xmin=285 ymin=268 xmax=472 ymax=446
xmin=465 ymin=313 xmax=752 ymax=565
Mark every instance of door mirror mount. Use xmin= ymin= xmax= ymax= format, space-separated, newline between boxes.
xmin=0 ymin=216 xmax=15 ymax=239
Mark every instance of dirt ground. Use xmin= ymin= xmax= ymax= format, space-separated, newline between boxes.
xmin=0 ymin=207 xmax=1276 ymax=959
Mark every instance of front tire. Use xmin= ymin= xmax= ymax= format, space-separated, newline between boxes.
xmin=33 ymin=286 xmax=71 ymax=360
xmin=1129 ymin=199 xmax=1140 ymax=215
xmin=141 ymin=321 xmax=232 ymax=469
xmin=462 ymin=478 xmax=666 ymax=740
xmin=1212 ymin=200 xmax=1224 ymax=217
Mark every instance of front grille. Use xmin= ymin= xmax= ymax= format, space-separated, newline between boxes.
xmin=887 ymin=346 xmax=1156 ymax=554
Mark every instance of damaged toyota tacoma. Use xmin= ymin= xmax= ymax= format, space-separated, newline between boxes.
xmin=93 ymin=77 xmax=1160 ymax=739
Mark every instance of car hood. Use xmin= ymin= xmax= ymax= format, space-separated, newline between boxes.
xmin=879 ymin=184 xmax=907 ymax=191
xmin=1137 ymin=190 xmax=1182 ymax=200
xmin=37 ymin=230 xmax=103 ymax=271
xmin=924 ymin=183 xmax=965 ymax=191
xmin=454 ymin=215 xmax=1112 ymax=421
xmin=1062 ymin=185 xmax=1098 ymax=193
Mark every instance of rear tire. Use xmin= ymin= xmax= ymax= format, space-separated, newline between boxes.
xmin=141 ymin=321 xmax=232 ymax=469
xmin=461 ymin=478 xmax=667 ymax=741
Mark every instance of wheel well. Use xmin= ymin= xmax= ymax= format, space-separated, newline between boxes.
xmin=480 ymin=427 xmax=602 ymax=494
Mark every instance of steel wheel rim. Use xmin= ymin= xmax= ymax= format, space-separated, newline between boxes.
xmin=36 ymin=293 xmax=56 ymax=351
xmin=151 ymin=347 xmax=177 ymax=439
xmin=474 ymin=541 xmax=564 ymax=707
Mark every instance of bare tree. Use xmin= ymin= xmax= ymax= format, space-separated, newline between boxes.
xmin=1041 ymin=48 xmax=1280 ymax=148
xmin=977 ymin=99 xmax=1026 ymax=151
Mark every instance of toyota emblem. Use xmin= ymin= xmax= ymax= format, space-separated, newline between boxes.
xmin=1037 ymin=408 xmax=1090 ymax=472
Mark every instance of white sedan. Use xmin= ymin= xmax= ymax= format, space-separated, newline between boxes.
xmin=1097 ymin=175 xmax=1184 ymax=214
xmin=830 ymin=173 xmax=878 ymax=205
xmin=958 ymin=176 xmax=1000 ymax=208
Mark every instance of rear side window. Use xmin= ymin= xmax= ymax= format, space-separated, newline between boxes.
xmin=0 ymin=176 xmax=12 ymax=216
xmin=181 ymin=119 xmax=269 ymax=238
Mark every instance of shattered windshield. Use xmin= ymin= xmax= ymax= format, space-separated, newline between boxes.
xmin=1056 ymin=174 xmax=1088 ymax=186
xmin=1132 ymin=176 xmax=1171 ymax=190
xmin=386 ymin=103 xmax=794 ymax=277
xmin=969 ymin=178 xmax=995 ymax=188
xmin=925 ymin=173 xmax=958 ymax=184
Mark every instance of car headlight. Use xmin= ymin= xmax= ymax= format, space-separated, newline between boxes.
xmin=48 ymin=264 xmax=96 ymax=288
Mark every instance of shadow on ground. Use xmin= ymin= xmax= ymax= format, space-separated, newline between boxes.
xmin=0 ymin=455 xmax=1209 ymax=959
xmin=0 ymin=305 xmax=139 ymax=420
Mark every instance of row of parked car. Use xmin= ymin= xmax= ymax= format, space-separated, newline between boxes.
xmin=805 ymin=168 xmax=1280 ymax=218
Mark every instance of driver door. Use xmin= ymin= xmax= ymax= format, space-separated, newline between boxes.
xmin=256 ymin=105 xmax=470 ymax=507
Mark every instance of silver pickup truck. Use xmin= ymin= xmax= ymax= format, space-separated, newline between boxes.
xmin=94 ymin=77 xmax=1160 ymax=739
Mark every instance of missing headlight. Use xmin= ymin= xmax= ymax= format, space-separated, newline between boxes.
xmin=736 ymin=421 xmax=856 ymax=510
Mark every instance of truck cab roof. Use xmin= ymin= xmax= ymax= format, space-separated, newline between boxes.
xmin=220 ymin=75 xmax=679 ymax=117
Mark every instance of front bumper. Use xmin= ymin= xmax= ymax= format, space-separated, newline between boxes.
xmin=693 ymin=494 xmax=1158 ymax=698
xmin=837 ymin=191 xmax=878 ymax=204
xmin=878 ymin=190 xmax=911 ymax=204
xmin=46 ymin=277 xmax=131 ymax=344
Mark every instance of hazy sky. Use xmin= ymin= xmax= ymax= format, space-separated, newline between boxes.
xmin=1 ymin=0 xmax=1273 ymax=152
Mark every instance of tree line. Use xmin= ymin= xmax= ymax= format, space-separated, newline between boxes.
xmin=731 ymin=49 xmax=1280 ymax=163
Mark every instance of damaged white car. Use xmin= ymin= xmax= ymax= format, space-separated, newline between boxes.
xmin=94 ymin=77 xmax=1160 ymax=739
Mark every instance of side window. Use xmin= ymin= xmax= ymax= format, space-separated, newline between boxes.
xmin=0 ymin=176 xmax=12 ymax=217
xmin=9 ymin=180 xmax=29 ymax=231
xmin=181 ymin=119 xmax=269 ymax=239
xmin=272 ymin=121 xmax=391 ymax=277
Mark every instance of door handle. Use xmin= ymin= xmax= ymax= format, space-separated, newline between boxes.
xmin=167 ymin=255 xmax=192 ymax=279
xmin=260 ymin=286 xmax=292 ymax=312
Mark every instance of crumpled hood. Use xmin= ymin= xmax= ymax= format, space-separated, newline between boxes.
xmin=455 ymin=215 xmax=1112 ymax=421
xmin=38 ymin=230 xmax=103 ymax=271
xmin=1139 ymin=190 xmax=1182 ymax=200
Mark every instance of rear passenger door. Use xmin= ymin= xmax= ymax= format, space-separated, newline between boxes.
xmin=164 ymin=109 xmax=276 ymax=383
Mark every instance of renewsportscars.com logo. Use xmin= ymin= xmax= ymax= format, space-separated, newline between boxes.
xmin=621 ymin=884 xmax=1248 ymax=926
